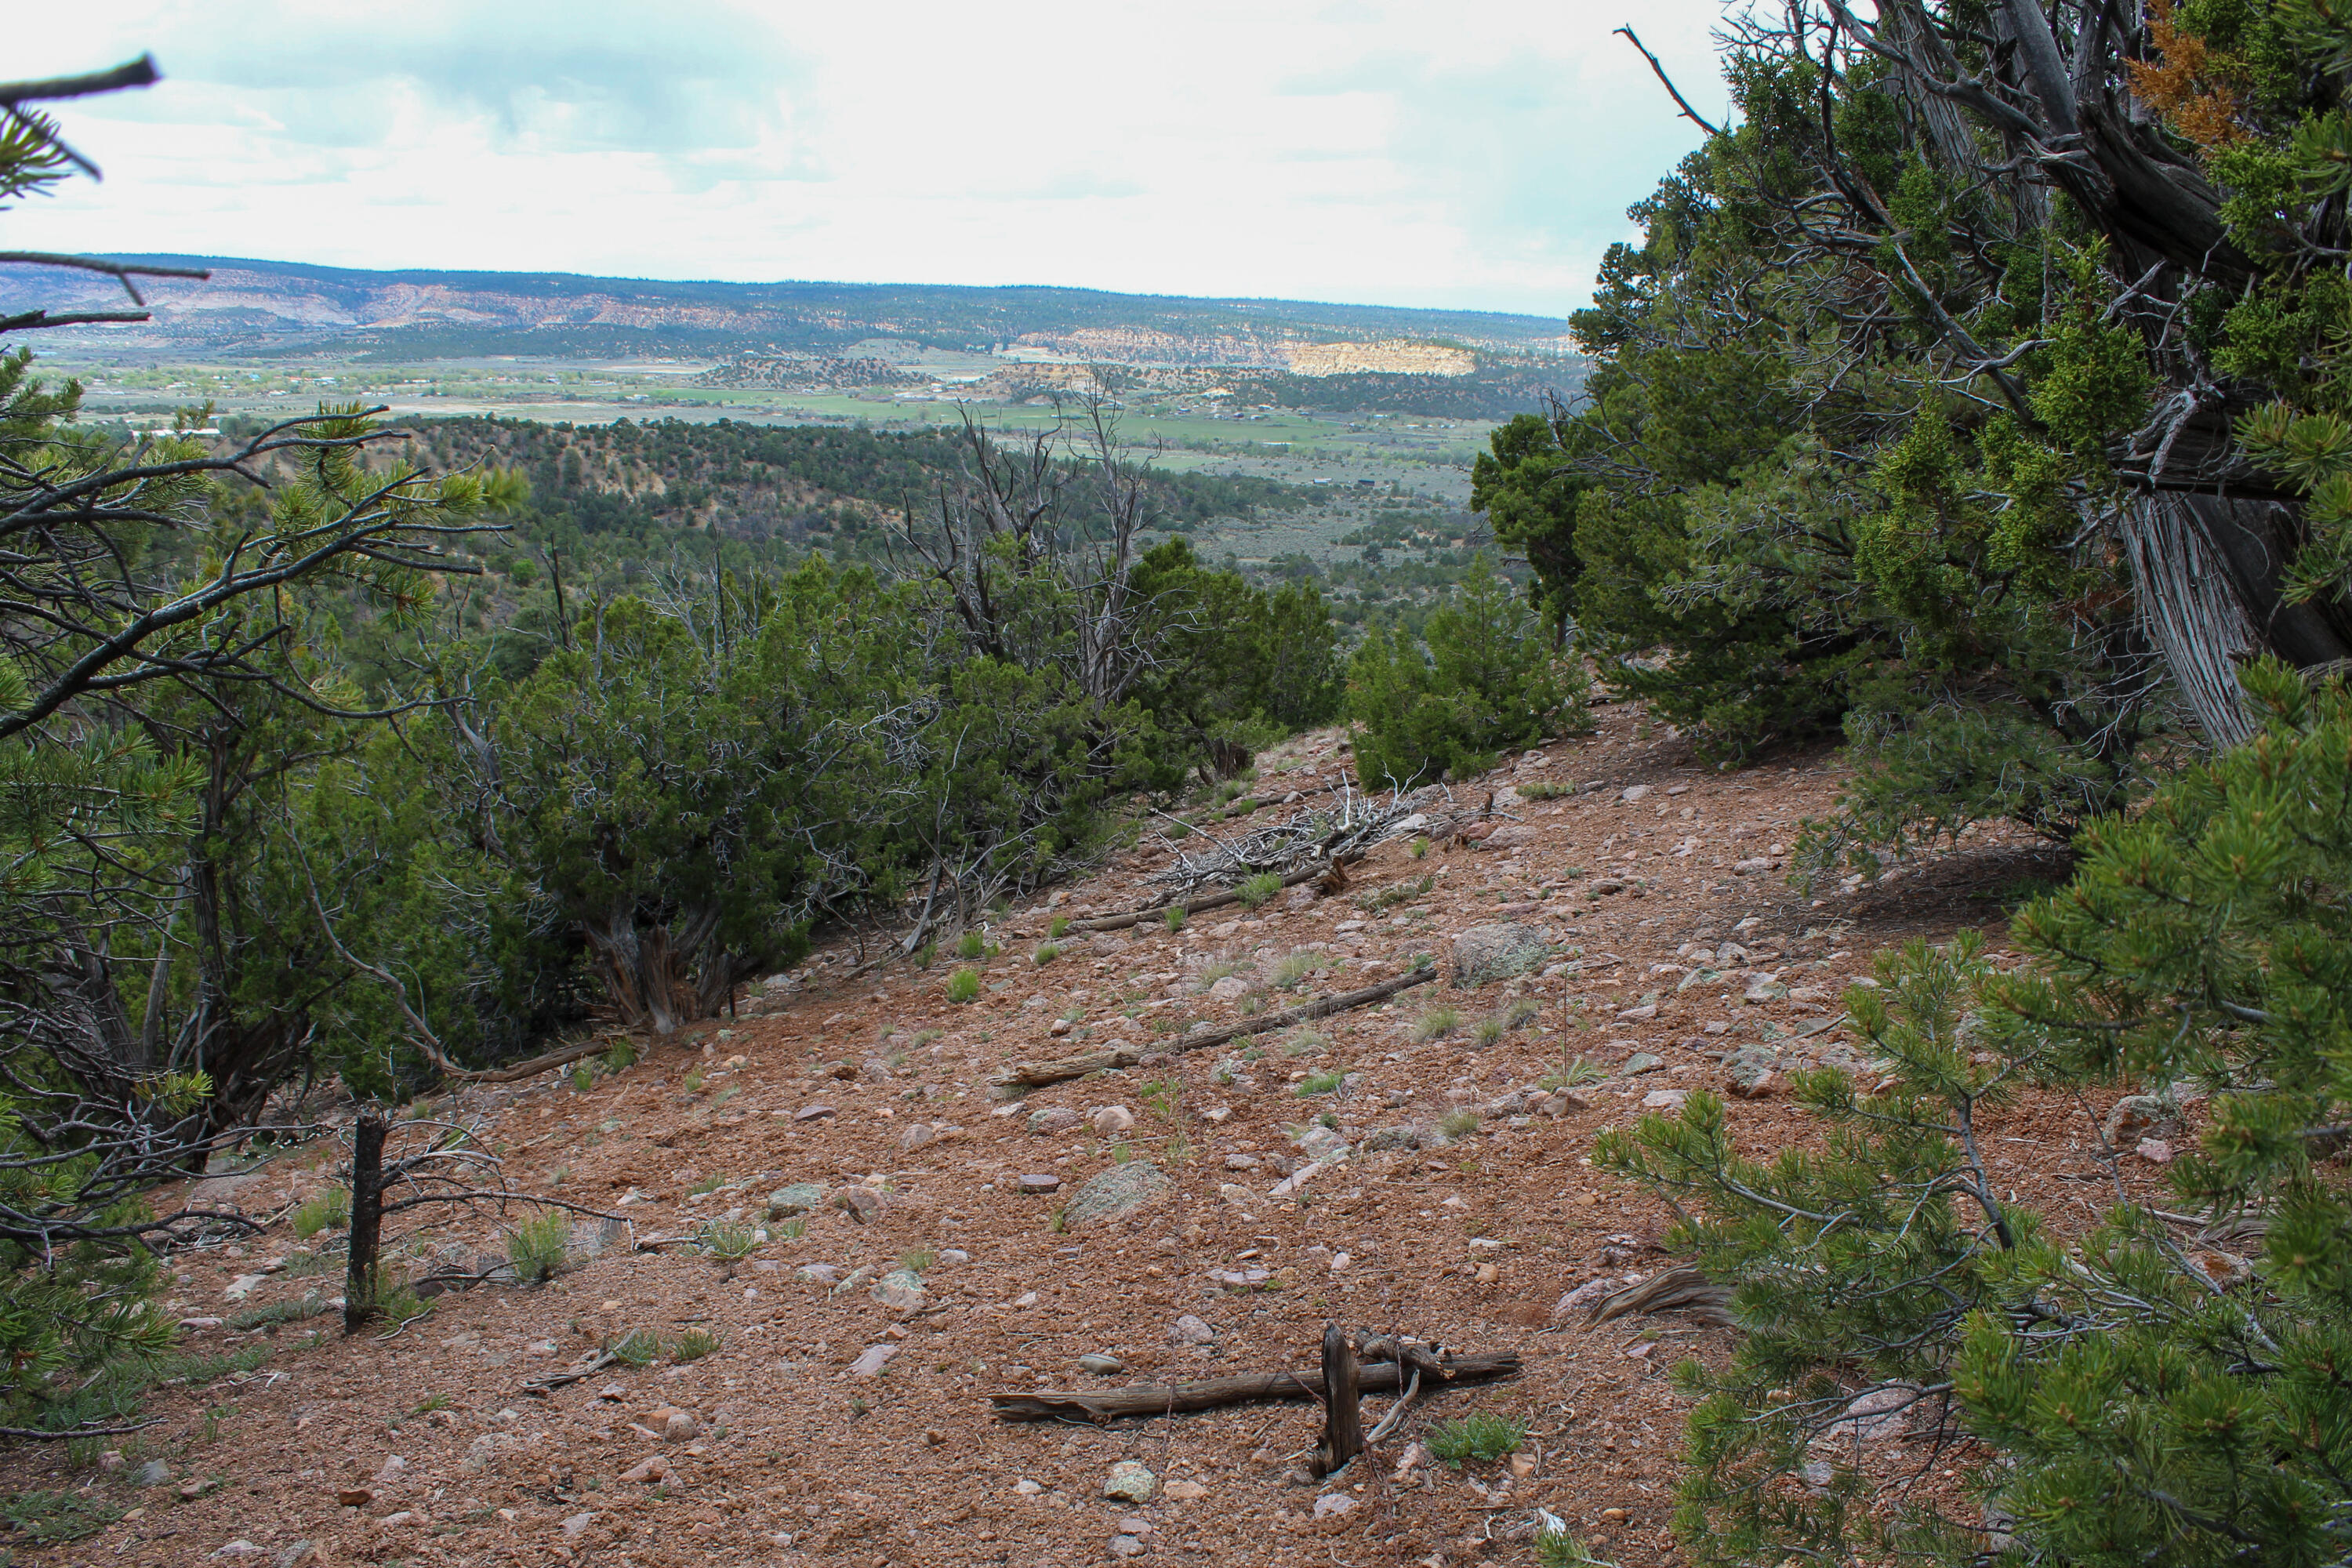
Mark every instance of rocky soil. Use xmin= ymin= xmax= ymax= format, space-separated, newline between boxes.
xmin=2 ymin=699 xmax=2181 ymax=1568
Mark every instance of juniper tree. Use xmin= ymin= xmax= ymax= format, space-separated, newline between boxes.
xmin=1601 ymin=657 xmax=2352 ymax=1566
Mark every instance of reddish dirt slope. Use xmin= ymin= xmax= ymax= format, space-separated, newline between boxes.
xmin=3 ymin=701 xmax=2171 ymax=1568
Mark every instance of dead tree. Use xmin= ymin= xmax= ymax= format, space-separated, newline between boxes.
xmin=338 ymin=1109 xmax=624 ymax=1334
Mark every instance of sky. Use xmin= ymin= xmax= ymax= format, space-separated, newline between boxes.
xmin=9 ymin=2 xmax=1735 ymax=320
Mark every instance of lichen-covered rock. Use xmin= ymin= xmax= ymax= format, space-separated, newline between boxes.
xmin=765 ymin=1183 xmax=826 ymax=1219
xmin=1062 ymin=1162 xmax=1173 ymax=1228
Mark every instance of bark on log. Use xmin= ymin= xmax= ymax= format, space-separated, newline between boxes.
xmin=1314 ymin=1326 xmax=1364 ymax=1477
xmin=992 ymin=966 xmax=1439 ymax=1091
xmin=989 ymin=1348 xmax=1519 ymax=1423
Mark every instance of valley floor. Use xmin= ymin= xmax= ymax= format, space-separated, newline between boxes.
xmin=4 ymin=699 xmax=2169 ymax=1568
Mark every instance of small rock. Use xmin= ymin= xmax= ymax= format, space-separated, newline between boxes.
xmin=1014 ymin=1479 xmax=1045 ymax=1496
xmin=336 ymin=1487 xmax=372 ymax=1508
xmin=1312 ymin=1493 xmax=1356 ymax=1518
xmin=2136 ymin=1137 xmax=2174 ymax=1164
xmin=1298 ymin=1124 xmax=1348 ymax=1161
xmin=1109 ymin=1535 xmax=1145 ymax=1558
xmin=793 ymin=1263 xmax=842 ymax=1285
xmin=833 ymin=1185 xmax=885 ymax=1224
xmin=598 ymin=1383 xmax=626 ymax=1400
xmin=1077 ymin=1353 xmax=1125 ymax=1375
xmin=619 ymin=1455 xmax=670 ymax=1484
xmin=136 ymin=1459 xmax=172 ymax=1488
xmin=274 ymin=1544 xmax=318 ymax=1568
xmin=1063 ymin=1162 xmax=1173 ymax=1228
xmin=562 ymin=1512 xmax=593 ymax=1538
xmin=1163 ymin=1478 xmax=1207 ymax=1500
xmin=647 ymin=1406 xmax=699 ymax=1440
xmin=212 ymin=1544 xmax=264 ymax=1560
xmin=1733 ymin=856 xmax=1777 ymax=876
xmin=1620 ymin=1053 xmax=1664 ymax=1076
xmin=222 ymin=1273 xmax=267 ymax=1302
xmin=1642 ymin=1088 xmax=1690 ymax=1110
xmin=1092 ymin=1105 xmax=1137 ymax=1135
xmin=1218 ymin=1182 xmax=1254 ymax=1206
xmin=793 ymin=1103 xmax=835 ymax=1122
xmin=1553 ymin=1276 xmax=1621 ymax=1319
xmin=1017 ymin=1174 xmax=1062 ymax=1194
xmin=2105 ymin=1094 xmax=2172 ymax=1147
xmin=1169 ymin=1313 xmax=1216 ymax=1346
xmin=871 ymin=1269 xmax=928 ymax=1312
xmin=1027 ymin=1107 xmax=1080 ymax=1136
xmin=1743 ymin=976 xmax=1787 ymax=1004
xmin=1222 ymin=1152 xmax=1259 ymax=1171
xmin=1103 ymin=1460 xmax=1157 ymax=1504
xmin=1615 ymin=1004 xmax=1658 ymax=1022
xmin=898 ymin=1121 xmax=938 ymax=1152
xmin=849 ymin=1343 xmax=899 ymax=1377
xmin=1589 ymin=877 xmax=1628 ymax=895
xmin=1207 ymin=975 xmax=1251 ymax=1002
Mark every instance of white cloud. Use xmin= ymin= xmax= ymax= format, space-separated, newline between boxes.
xmin=7 ymin=0 xmax=1731 ymax=316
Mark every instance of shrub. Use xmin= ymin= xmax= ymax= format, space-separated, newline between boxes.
xmin=1471 ymin=1017 xmax=1504 ymax=1047
xmin=1439 ymin=1108 xmax=1481 ymax=1139
xmin=1518 ymin=779 xmax=1572 ymax=800
xmin=1295 ymin=1070 xmax=1344 ymax=1096
xmin=1283 ymin=1029 xmax=1328 ymax=1056
xmin=1426 ymin=1409 xmax=1526 ymax=1466
xmin=292 ymin=1187 xmax=350 ymax=1239
xmin=1346 ymin=562 xmax=1588 ymax=789
xmin=602 ymin=1037 xmax=639 ymax=1073
xmin=605 ymin=1327 xmax=661 ymax=1366
xmin=670 ymin=1326 xmax=720 ymax=1362
xmin=946 ymin=967 xmax=982 ymax=1004
xmin=1047 ymin=915 xmax=1071 ymax=938
xmin=507 ymin=1211 xmax=572 ymax=1285
xmin=682 ymin=1069 xmax=705 ymax=1094
xmin=1163 ymin=906 xmax=1187 ymax=932
xmin=1033 ymin=943 xmax=1062 ymax=966
xmin=1232 ymin=871 xmax=1283 ymax=908
xmin=956 ymin=930 xmax=986 ymax=961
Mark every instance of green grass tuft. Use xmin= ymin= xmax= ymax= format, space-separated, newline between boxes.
xmin=1414 ymin=1005 xmax=1462 ymax=1043
xmin=1234 ymin=871 xmax=1283 ymax=909
xmin=1426 ymin=1409 xmax=1527 ymax=1466
xmin=292 ymin=1186 xmax=350 ymax=1239
xmin=1439 ymin=1107 xmax=1482 ymax=1139
xmin=508 ymin=1210 xmax=572 ymax=1284
xmin=946 ymin=967 xmax=982 ymax=1004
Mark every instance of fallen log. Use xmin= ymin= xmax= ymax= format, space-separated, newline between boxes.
xmin=1063 ymin=857 xmax=1356 ymax=934
xmin=992 ymin=965 xmax=1440 ymax=1091
xmin=989 ymin=1347 xmax=1519 ymax=1423
xmin=1589 ymin=1265 xmax=1734 ymax=1327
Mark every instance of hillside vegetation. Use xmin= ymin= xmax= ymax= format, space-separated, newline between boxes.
xmin=2 ymin=16 xmax=2350 ymax=1568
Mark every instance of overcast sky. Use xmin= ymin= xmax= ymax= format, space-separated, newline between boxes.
xmin=10 ymin=2 xmax=1733 ymax=319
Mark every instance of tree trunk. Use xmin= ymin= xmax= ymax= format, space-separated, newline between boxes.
xmin=2127 ymin=493 xmax=2352 ymax=745
xmin=344 ymin=1112 xmax=387 ymax=1334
